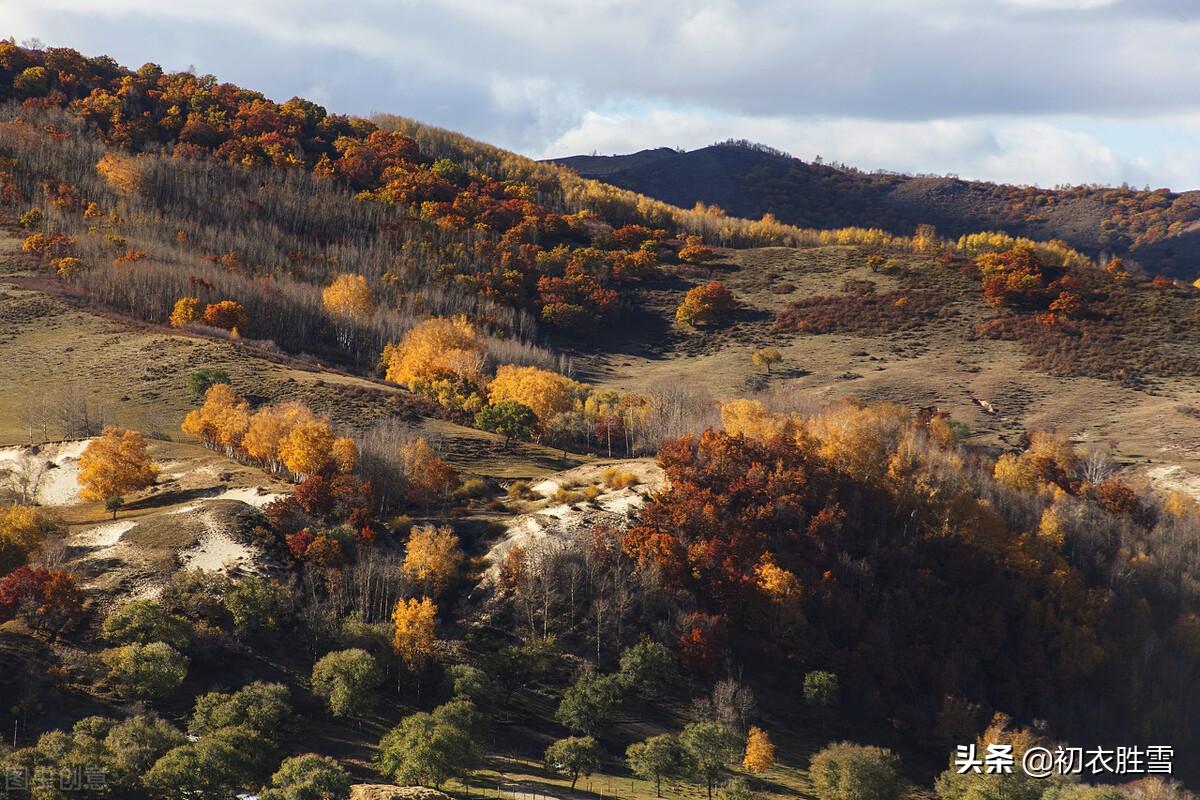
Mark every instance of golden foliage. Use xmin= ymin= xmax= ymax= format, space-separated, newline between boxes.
xmin=742 ymin=726 xmax=775 ymax=773
xmin=242 ymin=401 xmax=315 ymax=468
xmin=720 ymin=399 xmax=793 ymax=441
xmin=77 ymin=427 xmax=159 ymax=501
xmin=182 ymin=383 xmax=249 ymax=452
xmin=321 ymin=273 xmax=377 ymax=319
xmin=278 ymin=419 xmax=336 ymax=477
xmin=332 ymin=437 xmax=358 ymax=474
xmin=488 ymin=364 xmax=586 ymax=423
xmin=754 ymin=552 xmax=801 ymax=602
xmin=808 ymin=401 xmax=911 ymax=483
xmin=401 ymin=525 xmax=464 ymax=597
xmin=96 ymin=152 xmax=146 ymax=194
xmin=391 ymin=596 xmax=437 ymax=672
xmin=169 ymin=296 xmax=200 ymax=328
xmin=751 ymin=347 xmax=782 ymax=373
xmin=384 ymin=316 xmax=486 ymax=389
xmin=993 ymin=453 xmax=1041 ymax=494
xmin=1037 ymin=507 xmax=1066 ymax=547
xmin=0 ymin=503 xmax=61 ymax=553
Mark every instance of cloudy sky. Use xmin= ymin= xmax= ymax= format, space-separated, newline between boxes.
xmin=6 ymin=0 xmax=1200 ymax=189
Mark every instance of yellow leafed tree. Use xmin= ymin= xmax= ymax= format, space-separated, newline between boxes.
xmin=78 ymin=427 xmax=159 ymax=502
xmin=742 ymin=726 xmax=775 ymax=773
xmin=720 ymin=399 xmax=793 ymax=441
xmin=182 ymin=383 xmax=249 ymax=454
xmin=332 ymin=437 xmax=358 ymax=474
xmin=392 ymin=596 xmax=437 ymax=673
xmin=169 ymin=296 xmax=200 ymax=328
xmin=399 ymin=438 xmax=458 ymax=506
xmin=385 ymin=316 xmax=486 ymax=388
xmin=322 ymin=273 xmax=377 ymax=319
xmin=242 ymin=401 xmax=316 ymax=471
xmin=488 ymin=364 xmax=586 ymax=423
xmin=401 ymin=525 xmax=464 ymax=597
xmin=278 ymin=418 xmax=336 ymax=478
xmin=754 ymin=552 xmax=801 ymax=602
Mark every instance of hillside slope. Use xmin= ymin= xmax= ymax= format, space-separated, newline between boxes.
xmin=554 ymin=142 xmax=1200 ymax=278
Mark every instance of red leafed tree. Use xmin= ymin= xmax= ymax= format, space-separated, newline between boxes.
xmin=0 ymin=566 xmax=83 ymax=638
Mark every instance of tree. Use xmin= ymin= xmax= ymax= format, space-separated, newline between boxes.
xmin=170 ymin=296 xmax=201 ymax=328
xmin=145 ymin=727 xmax=273 ymax=800
xmin=332 ymin=437 xmax=358 ymax=474
xmin=385 ymin=316 xmax=486 ymax=389
xmin=402 ymin=525 xmax=465 ymax=597
xmin=488 ymin=365 xmax=586 ymax=424
xmin=392 ymin=597 xmax=438 ymax=673
xmin=743 ymin=726 xmax=775 ymax=773
xmin=617 ymin=639 xmax=676 ymax=698
xmin=376 ymin=700 xmax=484 ymax=788
xmin=311 ymin=648 xmax=383 ymax=718
xmin=0 ymin=566 xmax=83 ymax=636
xmin=475 ymin=401 xmax=537 ymax=446
xmin=101 ymin=599 xmax=191 ymax=648
xmin=189 ymin=682 xmax=296 ymax=744
xmin=626 ymin=734 xmax=683 ymax=797
xmin=101 ymin=641 xmax=188 ymax=700
xmin=78 ymin=426 xmax=159 ymax=503
xmin=803 ymin=671 xmax=839 ymax=711
xmin=399 ymin=437 xmax=459 ymax=506
xmin=322 ymin=273 xmax=377 ymax=319
xmin=182 ymin=383 xmax=251 ymax=454
xmin=261 ymin=753 xmax=352 ymax=800
xmin=679 ymin=721 xmax=740 ymax=800
xmin=555 ymin=672 xmax=625 ymax=735
xmin=0 ymin=504 xmax=62 ymax=574
xmin=811 ymin=743 xmax=903 ymax=800
xmin=187 ymin=368 xmax=231 ymax=401
xmin=202 ymin=300 xmax=248 ymax=331
xmin=104 ymin=715 xmax=188 ymax=782
xmin=278 ymin=418 xmax=336 ymax=478
xmin=224 ymin=576 xmax=291 ymax=636
xmin=751 ymin=348 xmax=782 ymax=373
xmin=676 ymin=282 xmax=736 ymax=327
xmin=544 ymin=736 xmax=602 ymax=790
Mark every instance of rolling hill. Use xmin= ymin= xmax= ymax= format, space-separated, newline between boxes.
xmin=555 ymin=141 xmax=1200 ymax=278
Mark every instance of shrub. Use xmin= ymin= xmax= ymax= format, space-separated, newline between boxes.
xmin=809 ymin=743 xmax=903 ymax=800
xmin=101 ymin=642 xmax=188 ymax=700
xmin=676 ymin=281 xmax=736 ymax=327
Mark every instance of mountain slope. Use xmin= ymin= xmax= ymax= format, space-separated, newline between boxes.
xmin=554 ymin=142 xmax=1200 ymax=278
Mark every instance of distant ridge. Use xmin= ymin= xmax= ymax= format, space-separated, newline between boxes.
xmin=552 ymin=141 xmax=1200 ymax=278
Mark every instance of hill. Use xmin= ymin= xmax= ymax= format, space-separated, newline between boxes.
xmin=554 ymin=141 xmax=1200 ymax=279
xmin=4 ymin=41 xmax=1200 ymax=800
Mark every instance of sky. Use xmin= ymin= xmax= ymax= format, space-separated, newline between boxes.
xmin=5 ymin=0 xmax=1200 ymax=190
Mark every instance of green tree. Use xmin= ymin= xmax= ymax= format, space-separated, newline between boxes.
xmin=544 ymin=736 xmax=602 ymax=790
xmin=311 ymin=648 xmax=383 ymax=718
xmin=679 ymin=721 xmax=740 ymax=800
xmin=101 ymin=599 xmax=191 ymax=649
xmin=224 ymin=576 xmax=291 ymax=636
xmin=145 ymin=726 xmax=274 ymax=800
xmin=618 ymin=639 xmax=676 ymax=698
xmin=103 ymin=715 xmax=187 ymax=783
xmin=189 ymin=682 xmax=296 ymax=744
xmin=803 ymin=671 xmax=839 ymax=712
xmin=376 ymin=700 xmax=484 ymax=789
xmin=625 ymin=733 xmax=683 ymax=797
xmin=100 ymin=641 xmax=188 ymax=700
xmin=187 ymin=369 xmax=232 ymax=402
xmin=260 ymin=753 xmax=352 ymax=800
xmin=555 ymin=673 xmax=625 ymax=735
xmin=475 ymin=401 xmax=537 ymax=446
xmin=447 ymin=663 xmax=495 ymax=706
xmin=811 ymin=743 xmax=904 ymax=800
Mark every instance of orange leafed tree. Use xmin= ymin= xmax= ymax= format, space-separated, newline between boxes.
xmin=169 ymin=297 xmax=200 ymax=328
xmin=77 ymin=427 xmax=159 ymax=502
xmin=675 ymin=282 xmax=736 ymax=327
xmin=487 ymin=364 xmax=586 ymax=424
xmin=742 ymin=726 xmax=775 ymax=773
xmin=391 ymin=596 xmax=437 ymax=673
xmin=399 ymin=437 xmax=458 ymax=506
xmin=242 ymin=401 xmax=317 ymax=472
xmin=678 ymin=235 xmax=714 ymax=264
xmin=401 ymin=525 xmax=464 ymax=597
xmin=182 ymin=383 xmax=250 ymax=454
xmin=202 ymin=300 xmax=247 ymax=332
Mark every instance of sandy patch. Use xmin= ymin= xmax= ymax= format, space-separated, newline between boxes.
xmin=1146 ymin=465 xmax=1200 ymax=500
xmin=530 ymin=479 xmax=560 ymax=498
xmin=0 ymin=439 xmax=91 ymax=505
xmin=180 ymin=510 xmax=259 ymax=573
xmin=74 ymin=520 xmax=137 ymax=547
xmin=211 ymin=487 xmax=286 ymax=508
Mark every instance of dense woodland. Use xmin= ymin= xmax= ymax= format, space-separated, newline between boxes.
xmin=3 ymin=41 xmax=1200 ymax=800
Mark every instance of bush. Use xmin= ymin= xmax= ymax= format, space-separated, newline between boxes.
xmin=803 ymin=670 xmax=839 ymax=710
xmin=809 ymin=743 xmax=903 ymax=800
xmin=676 ymin=282 xmax=736 ymax=327
xmin=101 ymin=642 xmax=188 ymax=700
xmin=311 ymin=648 xmax=383 ymax=718
xmin=101 ymin=600 xmax=191 ymax=649
xmin=224 ymin=576 xmax=291 ymax=636
xmin=601 ymin=467 xmax=639 ymax=490
xmin=187 ymin=369 xmax=232 ymax=401
xmin=260 ymin=753 xmax=351 ymax=800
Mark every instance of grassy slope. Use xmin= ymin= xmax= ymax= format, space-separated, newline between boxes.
xmin=578 ymin=244 xmax=1200 ymax=490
